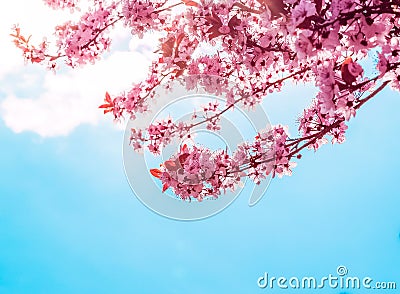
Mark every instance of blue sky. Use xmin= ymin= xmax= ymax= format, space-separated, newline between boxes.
xmin=1 ymin=1 xmax=400 ymax=293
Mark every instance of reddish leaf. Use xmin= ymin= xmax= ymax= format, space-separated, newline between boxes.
xmin=262 ymin=0 xmax=286 ymax=18
xmin=175 ymin=61 xmax=187 ymax=70
xmin=105 ymin=91 xmax=112 ymax=104
xmin=178 ymin=153 xmax=190 ymax=166
xmin=341 ymin=57 xmax=356 ymax=85
xmin=228 ymin=15 xmax=240 ymax=31
xmin=150 ymin=168 xmax=162 ymax=179
xmin=162 ymin=183 xmax=170 ymax=192
xmin=207 ymin=27 xmax=223 ymax=40
xmin=181 ymin=144 xmax=188 ymax=152
xmin=205 ymin=12 xmax=224 ymax=40
xmin=162 ymin=37 xmax=175 ymax=57
xmin=176 ymin=33 xmax=185 ymax=47
xmin=164 ymin=160 xmax=178 ymax=171
xmin=206 ymin=12 xmax=223 ymax=27
xmin=182 ymin=0 xmax=200 ymax=7
xmin=99 ymin=92 xmax=114 ymax=113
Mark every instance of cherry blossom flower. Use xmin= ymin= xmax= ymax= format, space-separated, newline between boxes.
xmin=44 ymin=0 xmax=78 ymax=10
xmin=295 ymin=31 xmax=313 ymax=60
xmin=291 ymin=0 xmax=316 ymax=28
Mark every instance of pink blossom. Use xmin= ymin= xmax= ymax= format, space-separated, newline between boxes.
xmin=218 ymin=25 xmax=230 ymax=34
xmin=376 ymin=52 xmax=388 ymax=77
xmin=347 ymin=61 xmax=364 ymax=78
xmin=44 ymin=0 xmax=78 ymax=10
xmin=295 ymin=32 xmax=313 ymax=59
xmin=291 ymin=0 xmax=316 ymax=28
xmin=336 ymin=94 xmax=356 ymax=121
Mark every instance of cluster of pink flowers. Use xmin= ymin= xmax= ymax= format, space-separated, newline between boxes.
xmin=54 ymin=1 xmax=118 ymax=67
xmin=130 ymin=117 xmax=190 ymax=154
xmin=269 ymin=126 xmax=295 ymax=178
xmin=122 ymin=0 xmax=167 ymax=38
xmin=150 ymin=125 xmax=292 ymax=201
xmin=44 ymin=0 xmax=79 ymax=10
xmin=379 ymin=35 xmax=400 ymax=91
xmin=297 ymin=57 xmax=366 ymax=151
xmin=188 ymin=56 xmax=224 ymax=76
xmin=13 ymin=0 xmax=400 ymax=200
xmin=153 ymin=144 xmax=233 ymax=201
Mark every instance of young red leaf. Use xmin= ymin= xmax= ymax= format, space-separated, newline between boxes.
xmin=161 ymin=37 xmax=175 ymax=57
xmin=265 ymin=0 xmax=286 ymax=18
xmin=206 ymin=27 xmax=223 ymax=40
xmin=182 ymin=0 xmax=200 ymax=7
xmin=164 ymin=160 xmax=179 ymax=171
xmin=150 ymin=168 xmax=162 ymax=179
xmin=176 ymin=33 xmax=185 ymax=47
xmin=99 ymin=92 xmax=114 ymax=112
xmin=341 ymin=57 xmax=356 ymax=85
xmin=206 ymin=12 xmax=223 ymax=27
xmin=99 ymin=103 xmax=113 ymax=109
xmin=105 ymin=91 xmax=112 ymax=104
xmin=162 ymin=183 xmax=170 ymax=192
xmin=228 ymin=15 xmax=240 ymax=31
xmin=178 ymin=153 xmax=190 ymax=166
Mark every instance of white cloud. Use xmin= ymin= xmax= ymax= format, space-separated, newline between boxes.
xmin=129 ymin=31 xmax=163 ymax=53
xmin=0 ymin=1 xmax=158 ymax=137
xmin=1 ymin=51 xmax=153 ymax=137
